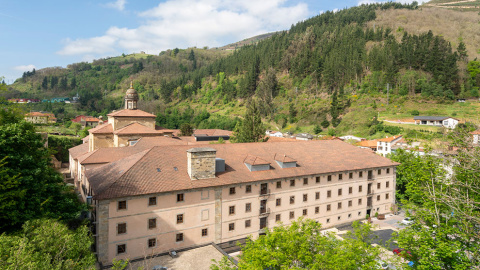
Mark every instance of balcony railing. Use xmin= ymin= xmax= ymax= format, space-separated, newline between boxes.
xmin=260 ymin=189 xmax=270 ymax=198
xmin=367 ymin=190 xmax=374 ymax=195
xmin=259 ymin=208 xmax=270 ymax=216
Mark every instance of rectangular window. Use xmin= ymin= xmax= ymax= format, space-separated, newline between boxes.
xmin=246 ymin=185 xmax=252 ymax=193
xmin=327 ymin=190 xmax=331 ymax=198
xmin=327 ymin=204 xmax=331 ymax=211
xmin=177 ymin=193 xmax=184 ymax=202
xmin=148 ymin=218 xmax=156 ymax=229
xmin=117 ymin=223 xmax=126 ymax=234
xmin=303 ymin=194 xmax=308 ymax=202
xmin=315 ymin=206 xmax=319 ymax=214
xmin=303 ymin=178 xmax=308 ymax=185
xmin=387 ymin=168 xmax=390 ymax=174
xmin=176 ymin=233 xmax=184 ymax=242
xmin=338 ymin=189 xmax=342 ymax=196
xmin=316 ymin=176 xmax=320 ymax=183
xmin=229 ymin=223 xmax=235 ymax=231
xmin=338 ymin=202 xmax=342 ymax=209
xmin=348 ymin=214 xmax=352 ymax=219
xmin=245 ymin=203 xmax=251 ymax=213
xmin=359 ymin=186 xmax=363 ymax=192
xmin=303 ymin=209 xmax=307 ymax=216
xmin=290 ymin=196 xmax=295 ymax=204
xmin=177 ymin=214 xmax=184 ymax=224
xmin=229 ymin=187 xmax=236 ymax=195
xmin=378 ymin=169 xmax=382 ymax=175
xmin=348 ymin=200 xmax=353 ymax=207
xmin=338 ymin=216 xmax=341 ymax=221
xmin=386 ymin=193 xmax=389 ymax=200
xmin=377 ymin=195 xmax=381 ymax=201
xmin=245 ymin=219 xmax=251 ymax=228
xmin=276 ymin=198 xmax=281 ymax=206
xmin=349 ymin=172 xmax=353 ymax=179
xmin=386 ymin=181 xmax=390 ymax=188
xmin=359 ymin=171 xmax=363 ymax=178
xmin=338 ymin=174 xmax=343 ymax=180
xmin=202 ymin=228 xmax=208 ymax=237
xmin=358 ymin=198 xmax=362 ymax=205
xmin=348 ymin=187 xmax=352 ymax=194
xmin=276 ymin=214 xmax=281 ymax=222
xmin=358 ymin=211 xmax=362 ymax=216
xmin=117 ymin=244 xmax=126 ymax=254
xmin=327 ymin=218 xmax=330 ymax=223
xmin=276 ymin=181 xmax=282 ymax=189
xmin=229 ymin=206 xmax=235 ymax=215
xmin=118 ymin=200 xmax=127 ymax=210
xmin=377 ymin=183 xmax=381 ymax=189
xmin=289 ymin=211 xmax=295 ymax=219
xmin=327 ymin=175 xmax=332 ymax=181
xmin=148 ymin=238 xmax=156 ymax=248
xmin=290 ymin=179 xmax=295 ymax=187
xmin=315 ymin=192 xmax=320 ymax=200
xmin=148 ymin=197 xmax=157 ymax=206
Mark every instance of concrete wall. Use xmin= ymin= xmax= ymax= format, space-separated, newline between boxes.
xmin=92 ymin=166 xmax=396 ymax=265
xmin=112 ymin=117 xmax=155 ymax=131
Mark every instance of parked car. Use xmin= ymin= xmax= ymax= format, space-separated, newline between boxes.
xmin=401 ymin=217 xmax=414 ymax=225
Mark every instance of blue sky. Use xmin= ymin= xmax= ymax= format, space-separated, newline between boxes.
xmin=0 ymin=0 xmax=423 ymax=83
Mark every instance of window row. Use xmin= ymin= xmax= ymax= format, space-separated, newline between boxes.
xmin=116 ymin=229 xmax=209 ymax=254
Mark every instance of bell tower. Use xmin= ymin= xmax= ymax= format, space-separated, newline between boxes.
xmin=124 ymin=81 xmax=138 ymax=110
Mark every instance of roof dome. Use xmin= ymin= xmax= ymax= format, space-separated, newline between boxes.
xmin=125 ymin=81 xmax=138 ymax=100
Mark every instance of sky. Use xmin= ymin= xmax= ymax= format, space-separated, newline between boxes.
xmin=0 ymin=0 xmax=426 ymax=84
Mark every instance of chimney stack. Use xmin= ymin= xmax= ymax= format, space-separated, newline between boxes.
xmin=187 ymin=147 xmax=217 ymax=180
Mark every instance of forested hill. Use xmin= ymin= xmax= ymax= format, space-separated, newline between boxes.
xmin=7 ymin=2 xmax=480 ymax=134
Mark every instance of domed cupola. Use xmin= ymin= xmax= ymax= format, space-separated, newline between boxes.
xmin=124 ymin=81 xmax=138 ymax=110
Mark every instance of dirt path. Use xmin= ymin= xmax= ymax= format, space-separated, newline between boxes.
xmin=426 ymin=0 xmax=479 ymax=9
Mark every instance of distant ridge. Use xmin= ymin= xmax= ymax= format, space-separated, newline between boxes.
xmin=216 ymin=32 xmax=279 ymax=50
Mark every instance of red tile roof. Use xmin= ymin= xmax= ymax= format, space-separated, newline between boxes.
xmin=357 ymin=140 xmax=378 ymax=148
xmin=471 ymin=130 xmax=480 ymax=135
xmin=86 ymin=140 xmax=399 ymax=200
xmin=89 ymin=123 xmax=113 ymax=134
xmin=68 ymin=143 xmax=89 ymax=160
xmin=114 ymin=122 xmax=165 ymax=135
xmin=244 ymin=155 xmax=270 ymax=165
xmin=193 ymin=129 xmax=233 ymax=136
xmin=107 ymin=109 xmax=156 ymax=118
xmin=378 ymin=135 xmax=402 ymax=143
xmin=274 ymin=153 xmax=296 ymax=163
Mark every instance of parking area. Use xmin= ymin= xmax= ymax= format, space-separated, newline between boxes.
xmin=336 ymin=212 xmax=407 ymax=251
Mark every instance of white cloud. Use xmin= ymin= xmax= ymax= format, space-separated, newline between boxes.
xmin=57 ymin=0 xmax=309 ymax=57
xmin=13 ymin=64 xmax=36 ymax=72
xmin=105 ymin=0 xmax=127 ymax=11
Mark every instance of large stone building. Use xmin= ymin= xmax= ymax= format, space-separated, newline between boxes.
xmin=69 ymin=83 xmax=398 ymax=267
xmin=79 ymin=140 xmax=397 ymax=266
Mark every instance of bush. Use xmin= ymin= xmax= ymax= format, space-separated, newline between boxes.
xmin=321 ymin=119 xmax=330 ymax=128
xmin=410 ymin=110 xmax=420 ymax=116
xmin=313 ymin=125 xmax=322 ymax=134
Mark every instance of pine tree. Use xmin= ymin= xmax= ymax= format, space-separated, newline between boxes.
xmin=457 ymin=41 xmax=467 ymax=61
xmin=41 ymin=77 xmax=48 ymax=90
xmin=231 ymin=101 xmax=266 ymax=143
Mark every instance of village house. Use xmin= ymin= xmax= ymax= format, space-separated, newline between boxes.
xmin=72 ymin=115 xmax=103 ymax=128
xmin=24 ymin=111 xmax=56 ymax=124
xmin=376 ymin=135 xmax=403 ymax=156
xmin=413 ymin=116 xmax=459 ymax=129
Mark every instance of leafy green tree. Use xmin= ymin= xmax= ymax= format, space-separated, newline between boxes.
xmin=0 ymin=219 xmax=96 ymax=269
xmin=231 ymin=101 xmax=266 ymax=143
xmin=211 ymin=218 xmax=383 ymax=270
xmin=71 ymin=122 xmax=82 ymax=136
xmin=180 ymin=123 xmax=194 ymax=136
xmin=0 ymin=121 xmax=84 ymax=232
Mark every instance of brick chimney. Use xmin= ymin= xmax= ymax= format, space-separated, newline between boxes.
xmin=187 ymin=147 xmax=217 ymax=180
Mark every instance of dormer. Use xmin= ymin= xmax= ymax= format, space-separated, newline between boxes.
xmin=274 ymin=153 xmax=297 ymax=168
xmin=244 ymin=155 xmax=270 ymax=172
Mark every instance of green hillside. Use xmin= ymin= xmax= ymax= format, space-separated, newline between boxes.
xmin=4 ymin=2 xmax=480 ymax=140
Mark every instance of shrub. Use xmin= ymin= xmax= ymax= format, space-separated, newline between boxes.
xmin=410 ymin=110 xmax=420 ymax=116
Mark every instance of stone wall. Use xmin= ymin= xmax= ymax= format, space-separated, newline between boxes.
xmin=187 ymin=148 xmax=216 ymax=180
xmin=96 ymin=200 xmax=110 ymax=266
